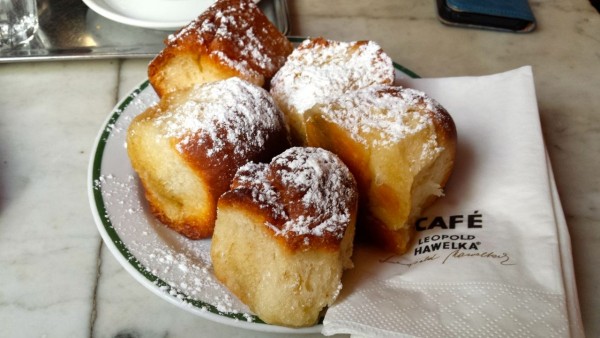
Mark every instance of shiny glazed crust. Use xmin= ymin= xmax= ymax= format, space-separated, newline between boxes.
xmin=148 ymin=0 xmax=293 ymax=97
xmin=305 ymin=86 xmax=457 ymax=254
xmin=211 ymin=147 xmax=358 ymax=327
xmin=126 ymin=78 xmax=289 ymax=239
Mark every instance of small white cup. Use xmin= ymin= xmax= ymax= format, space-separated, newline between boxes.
xmin=0 ymin=0 xmax=38 ymax=48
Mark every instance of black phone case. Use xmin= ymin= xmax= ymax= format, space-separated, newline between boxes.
xmin=437 ymin=0 xmax=536 ymax=33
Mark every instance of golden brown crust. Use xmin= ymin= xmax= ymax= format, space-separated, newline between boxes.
xmin=305 ymin=85 xmax=457 ymax=254
xmin=219 ymin=147 xmax=358 ymax=252
xmin=127 ymin=105 xmax=217 ymax=239
xmin=177 ymin=114 xmax=290 ymax=200
xmin=127 ymin=78 xmax=290 ymax=239
xmin=211 ymin=199 xmax=355 ymax=327
xmin=211 ymin=147 xmax=357 ymax=327
xmin=148 ymin=0 xmax=293 ymax=97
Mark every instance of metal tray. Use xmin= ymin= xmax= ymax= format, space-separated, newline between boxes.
xmin=0 ymin=0 xmax=289 ymax=62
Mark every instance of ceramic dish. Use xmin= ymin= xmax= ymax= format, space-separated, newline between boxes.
xmin=88 ymin=61 xmax=417 ymax=333
xmin=82 ymin=0 xmax=214 ymax=30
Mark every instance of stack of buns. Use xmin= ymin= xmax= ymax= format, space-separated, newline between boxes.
xmin=125 ymin=0 xmax=457 ymax=328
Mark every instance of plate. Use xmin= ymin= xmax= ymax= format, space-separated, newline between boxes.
xmin=82 ymin=0 xmax=214 ymax=30
xmin=88 ymin=61 xmax=417 ymax=333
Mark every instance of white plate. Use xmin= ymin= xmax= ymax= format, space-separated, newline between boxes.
xmin=88 ymin=62 xmax=416 ymax=334
xmin=82 ymin=0 xmax=214 ymax=30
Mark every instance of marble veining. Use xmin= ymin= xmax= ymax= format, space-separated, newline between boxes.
xmin=1 ymin=1 xmax=599 ymax=337
xmin=0 ymin=61 xmax=119 ymax=337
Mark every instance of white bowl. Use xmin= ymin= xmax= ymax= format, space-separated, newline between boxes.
xmin=83 ymin=0 xmax=215 ymax=29
xmin=104 ymin=0 xmax=214 ymax=22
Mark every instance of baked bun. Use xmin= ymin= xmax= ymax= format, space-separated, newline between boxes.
xmin=148 ymin=0 xmax=293 ymax=97
xmin=126 ymin=77 xmax=289 ymax=239
xmin=211 ymin=147 xmax=358 ymax=327
xmin=269 ymin=37 xmax=395 ymax=145
xmin=304 ymin=86 xmax=457 ymax=254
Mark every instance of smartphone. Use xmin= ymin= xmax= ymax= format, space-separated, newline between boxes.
xmin=437 ymin=0 xmax=536 ymax=33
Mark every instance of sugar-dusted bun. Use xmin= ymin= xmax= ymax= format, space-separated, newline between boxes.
xmin=127 ymin=77 xmax=289 ymax=239
xmin=305 ymin=86 xmax=457 ymax=254
xmin=211 ymin=147 xmax=358 ymax=327
xmin=270 ymin=37 xmax=395 ymax=145
xmin=148 ymin=0 xmax=293 ymax=97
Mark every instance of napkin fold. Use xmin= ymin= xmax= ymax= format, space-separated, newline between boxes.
xmin=321 ymin=67 xmax=584 ymax=338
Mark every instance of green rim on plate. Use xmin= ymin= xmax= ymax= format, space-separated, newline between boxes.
xmin=90 ymin=80 xmax=258 ymax=323
xmin=89 ymin=48 xmax=418 ymax=330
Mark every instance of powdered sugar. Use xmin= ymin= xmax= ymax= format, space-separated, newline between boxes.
xmin=230 ymin=147 xmax=357 ymax=247
xmin=91 ymin=78 xmax=279 ymax=326
xmin=314 ymin=86 xmax=446 ymax=159
xmin=270 ymin=38 xmax=395 ymax=113
xmin=232 ymin=162 xmax=288 ymax=219
xmin=152 ymin=77 xmax=283 ymax=158
xmin=93 ymin=173 xmax=254 ymax=320
xmin=166 ymin=0 xmax=288 ymax=79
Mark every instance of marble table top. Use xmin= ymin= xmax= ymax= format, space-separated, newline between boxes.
xmin=0 ymin=1 xmax=598 ymax=337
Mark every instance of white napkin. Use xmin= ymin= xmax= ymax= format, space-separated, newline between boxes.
xmin=321 ymin=67 xmax=585 ymax=338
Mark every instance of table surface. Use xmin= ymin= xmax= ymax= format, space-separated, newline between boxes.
xmin=1 ymin=1 xmax=598 ymax=337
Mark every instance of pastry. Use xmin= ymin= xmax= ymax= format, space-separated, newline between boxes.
xmin=269 ymin=37 xmax=395 ymax=145
xmin=211 ymin=147 xmax=358 ymax=327
xmin=126 ymin=77 xmax=289 ymax=239
xmin=304 ymin=85 xmax=457 ymax=254
xmin=148 ymin=0 xmax=293 ymax=97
